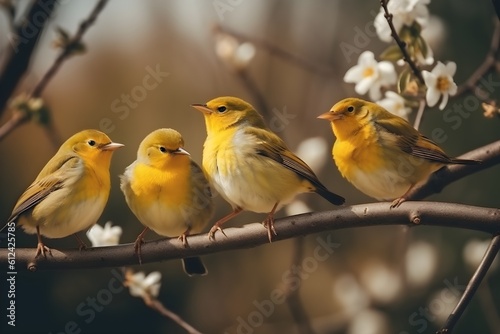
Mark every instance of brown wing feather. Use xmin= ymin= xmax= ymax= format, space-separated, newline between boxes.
xmin=7 ymin=156 xmax=80 ymax=224
xmin=250 ymin=127 xmax=345 ymax=205
xmin=374 ymin=116 xmax=477 ymax=164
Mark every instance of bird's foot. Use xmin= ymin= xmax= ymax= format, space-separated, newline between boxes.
xmin=35 ymin=242 xmax=51 ymax=258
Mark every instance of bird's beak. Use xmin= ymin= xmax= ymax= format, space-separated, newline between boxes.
xmin=191 ymin=103 xmax=212 ymax=114
xmin=101 ymin=142 xmax=124 ymax=151
xmin=174 ymin=148 xmax=190 ymax=156
xmin=317 ymin=111 xmax=342 ymax=121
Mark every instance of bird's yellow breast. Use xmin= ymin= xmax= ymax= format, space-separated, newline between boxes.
xmin=130 ymin=160 xmax=190 ymax=207
xmin=202 ymin=126 xmax=239 ymax=178
xmin=332 ymin=121 xmax=385 ymax=180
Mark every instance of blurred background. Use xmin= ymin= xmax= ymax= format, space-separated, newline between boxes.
xmin=0 ymin=0 xmax=499 ymax=333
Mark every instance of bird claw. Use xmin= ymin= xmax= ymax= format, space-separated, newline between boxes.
xmin=178 ymin=234 xmax=188 ymax=248
xmin=263 ymin=216 xmax=277 ymax=243
xmin=35 ymin=243 xmax=51 ymax=258
xmin=133 ymin=237 xmax=145 ymax=265
xmin=391 ymin=197 xmax=406 ymax=208
xmin=208 ymin=225 xmax=227 ymax=241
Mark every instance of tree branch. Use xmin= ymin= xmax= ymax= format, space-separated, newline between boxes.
xmin=1 ymin=202 xmax=499 ymax=271
xmin=406 ymin=139 xmax=500 ymax=201
xmin=214 ymin=25 xmax=333 ymax=76
xmin=284 ymin=237 xmax=315 ymax=334
xmin=454 ymin=18 xmax=500 ymax=102
xmin=0 ymin=0 xmax=109 ymax=144
xmin=380 ymin=0 xmax=424 ymax=84
xmin=437 ymin=234 xmax=500 ymax=334
xmin=31 ymin=0 xmax=109 ymax=98
xmin=0 ymin=0 xmax=58 ymax=116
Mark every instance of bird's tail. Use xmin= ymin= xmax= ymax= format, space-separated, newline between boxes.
xmin=451 ymin=158 xmax=482 ymax=165
xmin=182 ymin=257 xmax=208 ymax=276
xmin=315 ymin=187 xmax=345 ymax=206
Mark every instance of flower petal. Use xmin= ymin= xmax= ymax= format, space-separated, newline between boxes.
xmin=448 ymin=81 xmax=458 ymax=96
xmin=355 ymin=77 xmax=375 ymax=96
xmin=144 ymin=271 xmax=162 ymax=287
xmin=439 ymin=92 xmax=449 ymax=110
xmin=368 ymin=81 xmax=383 ymax=100
xmin=358 ymin=51 xmax=376 ymax=66
xmin=422 ymin=70 xmax=436 ymax=88
xmin=445 ymin=61 xmax=457 ymax=77
xmin=344 ymin=65 xmax=364 ymax=83
xmin=426 ymin=87 xmax=440 ymax=107
xmin=378 ymin=61 xmax=397 ymax=85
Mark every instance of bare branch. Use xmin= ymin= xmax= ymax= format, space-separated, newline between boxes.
xmin=31 ymin=0 xmax=109 ymax=98
xmin=380 ymin=0 xmax=424 ymax=84
xmin=454 ymin=18 xmax=500 ymax=103
xmin=407 ymin=139 xmax=500 ymax=201
xmin=284 ymin=238 xmax=315 ymax=334
xmin=412 ymin=97 xmax=426 ymax=130
xmin=1 ymin=202 xmax=499 ymax=271
xmin=0 ymin=0 xmax=58 ymax=116
xmin=144 ymin=298 xmax=204 ymax=334
xmin=214 ymin=25 xmax=333 ymax=76
xmin=437 ymin=235 xmax=500 ymax=334
xmin=0 ymin=0 xmax=109 ymax=143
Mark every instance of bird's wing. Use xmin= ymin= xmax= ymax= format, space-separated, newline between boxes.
xmin=190 ymin=160 xmax=213 ymax=199
xmin=7 ymin=155 xmax=81 ymax=224
xmin=249 ymin=127 xmax=328 ymax=191
xmin=249 ymin=127 xmax=345 ymax=205
xmin=375 ymin=116 xmax=455 ymax=164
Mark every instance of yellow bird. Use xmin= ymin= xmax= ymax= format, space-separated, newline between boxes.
xmin=192 ymin=96 xmax=345 ymax=241
xmin=3 ymin=129 xmax=123 ymax=257
xmin=120 ymin=128 xmax=214 ymax=276
xmin=318 ymin=98 xmax=480 ymax=207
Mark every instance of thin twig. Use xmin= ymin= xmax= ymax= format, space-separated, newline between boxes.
xmin=413 ymin=98 xmax=426 ymax=130
xmin=0 ymin=0 xmax=58 ymax=116
xmin=0 ymin=0 xmax=109 ymax=144
xmin=31 ymin=0 xmax=109 ymax=98
xmin=214 ymin=25 xmax=333 ymax=76
xmin=236 ymin=69 xmax=271 ymax=118
xmin=144 ymin=298 xmax=204 ymax=334
xmin=284 ymin=238 xmax=315 ymax=334
xmin=437 ymin=235 xmax=500 ymax=334
xmin=2 ymin=202 xmax=499 ymax=271
xmin=380 ymin=0 xmax=424 ymax=84
xmin=454 ymin=18 xmax=500 ymax=103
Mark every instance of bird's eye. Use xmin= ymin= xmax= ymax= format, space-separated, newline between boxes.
xmin=347 ymin=106 xmax=355 ymax=113
xmin=217 ymin=106 xmax=227 ymax=113
xmin=88 ymin=140 xmax=96 ymax=146
xmin=159 ymin=147 xmax=167 ymax=153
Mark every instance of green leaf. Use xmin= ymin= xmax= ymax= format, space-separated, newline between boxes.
xmin=397 ymin=68 xmax=412 ymax=94
xmin=380 ymin=45 xmax=404 ymax=62
xmin=414 ymin=35 xmax=429 ymax=59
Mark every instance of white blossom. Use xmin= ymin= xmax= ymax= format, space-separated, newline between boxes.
xmin=295 ymin=137 xmax=328 ymax=172
xmin=422 ymin=61 xmax=457 ymax=110
xmin=374 ymin=0 xmax=431 ymax=43
xmin=405 ymin=241 xmax=438 ymax=288
xmin=126 ymin=270 xmax=162 ymax=299
xmin=333 ymin=274 xmax=370 ymax=317
xmin=215 ymin=34 xmax=255 ymax=69
xmin=360 ymin=262 xmax=402 ymax=304
xmin=347 ymin=309 xmax=390 ymax=334
xmin=86 ymin=221 xmax=122 ymax=247
xmin=344 ymin=51 xmax=397 ymax=100
xmin=376 ymin=91 xmax=412 ymax=120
